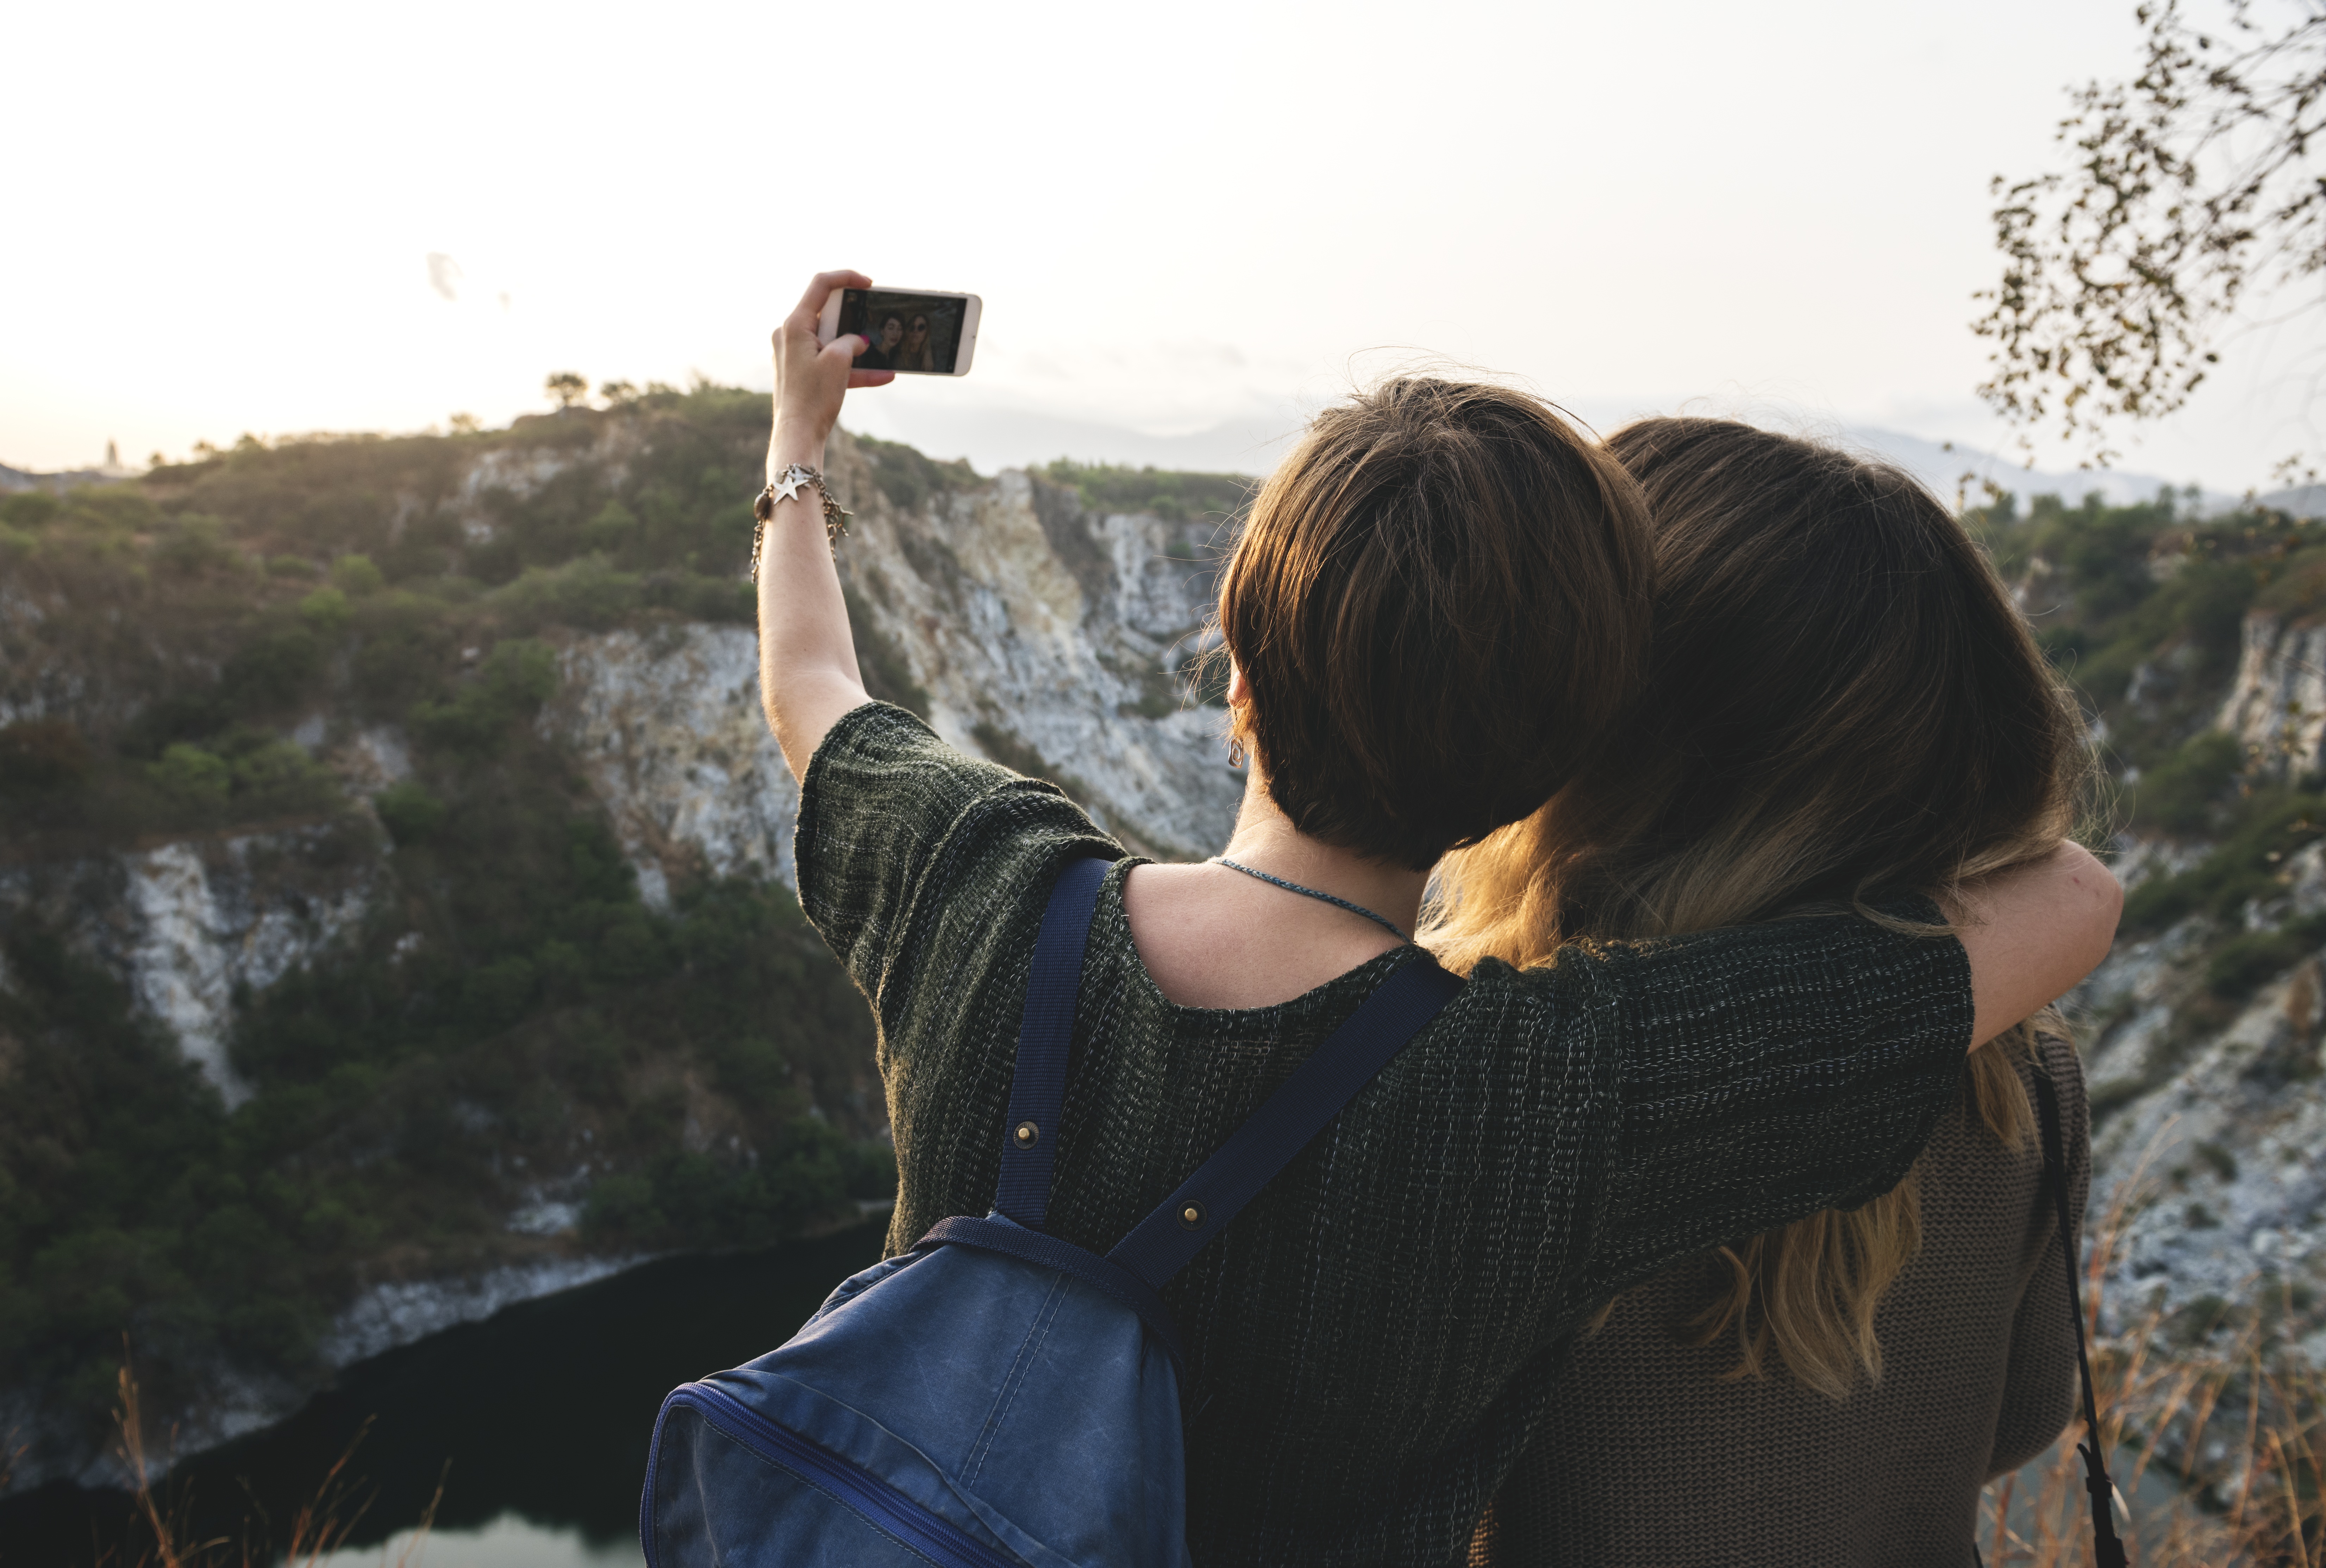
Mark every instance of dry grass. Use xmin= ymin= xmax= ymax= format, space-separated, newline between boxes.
xmin=1979 ymin=1130 xmax=2326 ymax=1565
xmin=97 ymin=1355 xmax=441 ymax=1568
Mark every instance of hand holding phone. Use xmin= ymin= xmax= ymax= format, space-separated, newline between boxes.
xmin=819 ymin=287 xmax=982 ymax=376
xmin=771 ymin=270 xmax=886 ymax=467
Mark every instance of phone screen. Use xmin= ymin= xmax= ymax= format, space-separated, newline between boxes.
xmin=837 ymin=290 xmax=967 ymax=375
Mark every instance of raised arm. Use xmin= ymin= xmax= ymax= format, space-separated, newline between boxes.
xmin=1946 ymin=839 xmax=2122 ymax=1048
xmin=757 ymin=270 xmax=892 ymax=779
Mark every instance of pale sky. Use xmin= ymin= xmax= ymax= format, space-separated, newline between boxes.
xmin=9 ymin=0 xmax=2324 ymax=490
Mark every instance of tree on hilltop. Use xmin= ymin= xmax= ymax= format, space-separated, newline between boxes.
xmin=545 ymin=371 xmax=589 ymax=410
xmin=1975 ymin=0 xmax=2326 ymax=479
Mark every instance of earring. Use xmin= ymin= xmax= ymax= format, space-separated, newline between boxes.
xmin=1227 ymin=736 xmax=1246 ymax=769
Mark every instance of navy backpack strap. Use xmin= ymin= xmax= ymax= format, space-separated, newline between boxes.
xmin=934 ymin=857 xmax=1459 ymax=1375
xmin=992 ymin=854 xmax=1112 ymax=1230
xmin=1107 ymin=953 xmax=1463 ymax=1291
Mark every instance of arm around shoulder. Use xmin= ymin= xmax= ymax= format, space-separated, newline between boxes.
xmin=1943 ymin=841 xmax=2122 ymax=1049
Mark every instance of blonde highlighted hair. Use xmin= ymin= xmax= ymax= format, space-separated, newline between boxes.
xmin=1423 ymin=418 xmax=2089 ymax=1401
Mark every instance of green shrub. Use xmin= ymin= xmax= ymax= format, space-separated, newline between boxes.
xmin=2207 ymin=931 xmax=2308 ymax=995
xmin=595 ymin=910 xmax=662 ymax=982
xmin=59 ymin=485 xmax=158 ymax=534
xmin=148 ymin=744 xmax=230 ymax=810
xmin=298 ymin=586 xmax=350 ymax=632
xmin=2122 ymin=790 xmax=2326 ymax=931
xmin=533 ymin=938 xmax=587 ymax=999
xmin=490 ymin=556 xmax=640 ymax=631
xmin=222 ymin=626 xmax=323 ymax=711
xmin=707 ymin=1035 xmax=792 ymax=1108
xmin=582 ymin=500 xmax=639 ymax=552
xmin=267 ymin=554 xmax=320 ymax=579
xmin=226 ymin=738 xmax=337 ymax=814
xmin=842 ymin=1139 xmax=897 ymax=1201
xmin=687 ymin=573 xmax=755 ymax=624
xmin=330 ymin=554 xmax=384 ymax=596
xmin=862 ymin=437 xmax=978 ymax=511
xmin=588 ymin=1126 xmax=852 ymax=1249
xmin=409 ymin=637 xmax=559 ymax=754
xmin=2 ymin=492 xmax=61 ymax=529
xmin=2134 ymin=732 xmax=2246 ymax=836
xmin=463 ymin=956 xmax=538 ymax=1029
xmin=582 ymin=1173 xmax=660 ymax=1235
xmin=374 ymin=780 xmax=447 ymax=845
xmin=154 ymin=515 xmax=238 ymax=575
xmin=1041 ymin=459 xmax=1254 ymax=523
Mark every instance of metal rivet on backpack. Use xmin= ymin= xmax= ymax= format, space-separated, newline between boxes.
xmin=1178 ymin=1201 xmax=1205 ymax=1230
xmin=1012 ymin=1120 xmax=1040 ymax=1149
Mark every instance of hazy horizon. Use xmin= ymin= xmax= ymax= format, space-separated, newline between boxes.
xmin=11 ymin=0 xmax=2325 ymax=494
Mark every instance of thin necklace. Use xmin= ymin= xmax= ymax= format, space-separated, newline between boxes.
xmin=1212 ymin=857 xmax=1409 ymax=942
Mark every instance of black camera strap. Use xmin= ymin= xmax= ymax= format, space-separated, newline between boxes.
xmin=2031 ymin=1062 xmax=2128 ymax=1568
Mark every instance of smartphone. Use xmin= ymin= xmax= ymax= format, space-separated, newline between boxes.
xmin=818 ymin=288 xmax=982 ymax=376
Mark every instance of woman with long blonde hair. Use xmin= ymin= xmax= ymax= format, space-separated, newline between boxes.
xmin=1431 ymin=418 xmax=2093 ymax=1568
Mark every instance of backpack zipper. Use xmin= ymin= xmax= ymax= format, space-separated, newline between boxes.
xmin=649 ymin=1382 xmax=1027 ymax=1568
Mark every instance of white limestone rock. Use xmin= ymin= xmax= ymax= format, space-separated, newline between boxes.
xmin=828 ymin=460 xmax=1243 ymax=862
xmin=117 ymin=831 xmax=381 ymax=1106
xmin=542 ymin=623 xmax=800 ymax=905
xmin=2217 ymin=609 xmax=2326 ymax=774
xmin=2090 ymin=956 xmax=2326 ymax=1325
xmin=0 ymin=825 xmax=382 ymax=1108
xmin=321 ymin=1254 xmax=647 ymax=1367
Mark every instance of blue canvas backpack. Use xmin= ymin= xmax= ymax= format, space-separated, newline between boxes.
xmin=640 ymin=855 xmax=1463 ymax=1568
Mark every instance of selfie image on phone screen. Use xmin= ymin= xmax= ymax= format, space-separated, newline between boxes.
xmin=837 ymin=290 xmax=970 ymax=375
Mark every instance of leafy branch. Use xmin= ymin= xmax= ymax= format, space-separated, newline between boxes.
xmin=1976 ymin=0 xmax=2326 ymax=477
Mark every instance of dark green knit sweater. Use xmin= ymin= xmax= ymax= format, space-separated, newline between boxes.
xmin=795 ymin=704 xmax=1976 ymax=1568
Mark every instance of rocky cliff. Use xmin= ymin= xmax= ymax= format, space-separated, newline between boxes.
xmin=2076 ymin=763 xmax=2326 ymax=1351
xmin=0 ymin=393 xmax=1246 ymax=1485
xmin=2005 ymin=500 xmax=2326 ymax=1360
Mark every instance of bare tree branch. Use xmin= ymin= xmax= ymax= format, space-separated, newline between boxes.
xmin=1975 ymin=0 xmax=2326 ymax=469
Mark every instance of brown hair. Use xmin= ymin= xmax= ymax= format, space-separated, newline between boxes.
xmin=1425 ymin=417 xmax=2089 ymax=1398
xmin=1215 ymin=379 xmax=1653 ymax=869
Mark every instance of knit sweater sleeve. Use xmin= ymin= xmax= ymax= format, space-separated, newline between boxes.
xmin=1546 ymin=900 xmax=1976 ymax=1299
xmin=792 ymin=701 xmax=1119 ymax=1026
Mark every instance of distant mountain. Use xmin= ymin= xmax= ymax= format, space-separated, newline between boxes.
xmin=2 ymin=413 xmax=2290 ymax=516
xmin=855 ymin=406 xmax=2266 ymax=516
xmin=2255 ymin=481 xmax=2326 ymax=518
xmin=2 ymin=458 xmax=138 ymax=493
xmin=1731 ymin=427 xmax=2246 ymax=515
xmin=856 ymin=405 xmax=1302 ymax=479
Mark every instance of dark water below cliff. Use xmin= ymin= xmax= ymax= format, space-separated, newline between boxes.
xmin=0 ymin=1222 xmax=889 ymax=1568
xmin=0 ymin=1216 xmax=2190 ymax=1567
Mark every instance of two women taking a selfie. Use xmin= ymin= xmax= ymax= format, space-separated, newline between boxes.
xmin=743 ymin=269 xmax=2120 ymax=1567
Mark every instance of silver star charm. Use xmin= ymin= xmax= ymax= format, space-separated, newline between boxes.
xmin=772 ymin=466 xmax=812 ymax=503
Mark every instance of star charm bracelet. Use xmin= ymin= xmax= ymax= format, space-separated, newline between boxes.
xmin=751 ymin=463 xmax=852 ymax=576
